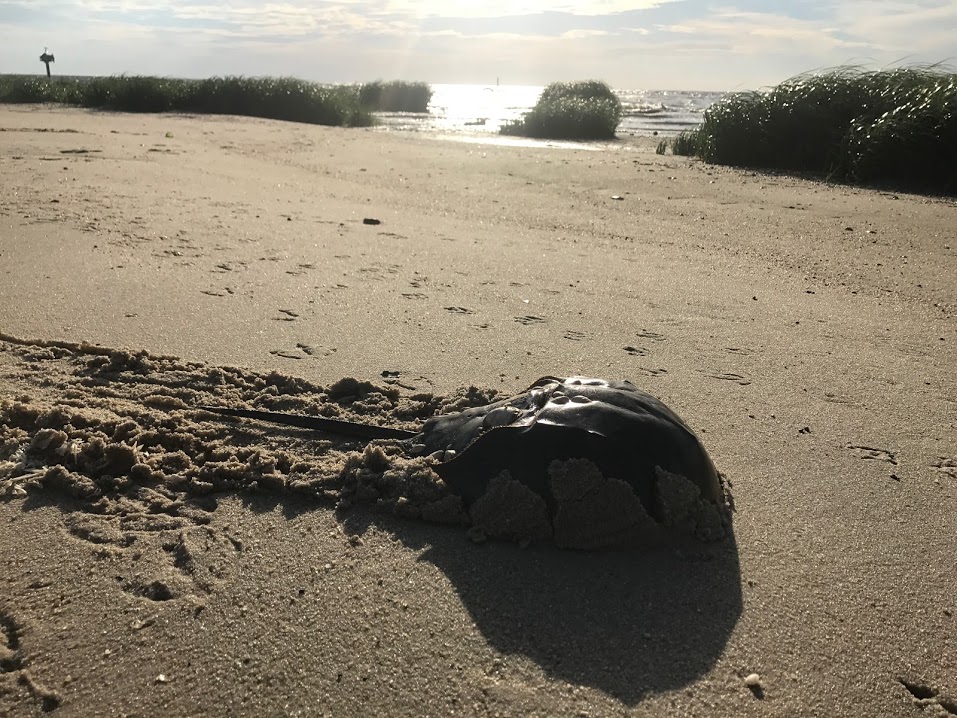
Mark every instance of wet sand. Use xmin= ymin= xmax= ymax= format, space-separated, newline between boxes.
xmin=1 ymin=105 xmax=956 ymax=716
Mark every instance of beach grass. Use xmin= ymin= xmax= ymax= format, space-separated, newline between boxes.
xmin=358 ymin=80 xmax=432 ymax=112
xmin=0 ymin=75 xmax=375 ymax=127
xmin=501 ymin=80 xmax=623 ymax=140
xmin=664 ymin=66 xmax=957 ymax=192
xmin=669 ymin=129 xmax=701 ymax=156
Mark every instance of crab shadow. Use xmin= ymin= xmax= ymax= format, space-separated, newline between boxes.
xmin=341 ymin=510 xmax=742 ymax=705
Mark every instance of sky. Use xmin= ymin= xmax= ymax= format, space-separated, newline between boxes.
xmin=1 ymin=1 xmax=955 ymax=91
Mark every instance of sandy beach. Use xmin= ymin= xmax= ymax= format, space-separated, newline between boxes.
xmin=1 ymin=104 xmax=956 ymax=717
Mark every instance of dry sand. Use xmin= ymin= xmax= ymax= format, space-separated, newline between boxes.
xmin=1 ymin=104 xmax=955 ymax=717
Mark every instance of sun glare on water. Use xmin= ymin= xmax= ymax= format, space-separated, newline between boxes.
xmin=427 ymin=84 xmax=543 ymax=131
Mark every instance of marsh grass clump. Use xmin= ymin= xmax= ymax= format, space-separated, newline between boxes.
xmin=185 ymin=77 xmax=371 ymax=126
xmin=501 ymin=80 xmax=623 ymax=140
xmin=358 ymin=80 xmax=432 ymax=112
xmin=669 ymin=129 xmax=701 ymax=156
xmin=682 ymin=66 xmax=957 ymax=192
xmin=0 ymin=75 xmax=374 ymax=127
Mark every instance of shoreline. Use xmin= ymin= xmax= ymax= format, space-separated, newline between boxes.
xmin=1 ymin=105 xmax=955 ymax=717
xmin=373 ymin=125 xmax=666 ymax=151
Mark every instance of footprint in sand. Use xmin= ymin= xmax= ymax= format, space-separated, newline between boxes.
xmin=845 ymin=445 xmax=898 ymax=465
xmin=623 ymin=346 xmax=649 ymax=357
xmin=514 ymin=315 xmax=546 ymax=326
xmin=445 ymin=306 xmax=474 ymax=315
xmin=0 ymin=610 xmax=22 ymax=671
xmin=932 ymin=457 xmax=956 ymax=480
xmin=63 ymin=508 xmax=241 ymax=602
xmin=0 ymin=609 xmax=61 ymax=711
xmin=160 ymin=526 xmax=244 ymax=595
xmin=635 ymin=330 xmax=666 ymax=342
xmin=379 ymin=369 xmax=422 ymax=390
xmin=899 ymin=677 xmax=957 ymax=715
xmin=701 ymin=371 xmax=752 ymax=386
xmin=357 ymin=263 xmax=400 ymax=280
xmin=269 ymin=343 xmax=326 ymax=360
xmin=285 ymin=264 xmax=313 ymax=276
xmin=563 ymin=330 xmax=589 ymax=342
xmin=273 ymin=309 xmax=299 ymax=321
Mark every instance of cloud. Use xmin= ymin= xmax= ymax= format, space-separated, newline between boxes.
xmin=560 ymin=28 xmax=613 ymax=38
xmin=655 ymin=9 xmax=868 ymax=55
xmin=833 ymin=0 xmax=957 ymax=59
xmin=379 ymin=0 xmax=679 ymax=19
xmin=0 ymin=0 xmax=955 ymax=89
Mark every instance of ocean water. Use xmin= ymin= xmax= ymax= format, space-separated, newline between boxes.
xmin=374 ymin=83 xmax=724 ymax=138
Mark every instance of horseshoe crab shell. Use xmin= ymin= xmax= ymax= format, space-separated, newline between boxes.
xmin=414 ymin=376 xmax=721 ymax=515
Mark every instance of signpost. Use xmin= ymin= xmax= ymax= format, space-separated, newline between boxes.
xmin=40 ymin=48 xmax=55 ymax=78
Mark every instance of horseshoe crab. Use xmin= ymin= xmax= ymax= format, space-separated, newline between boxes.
xmin=199 ymin=376 xmax=726 ymax=535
